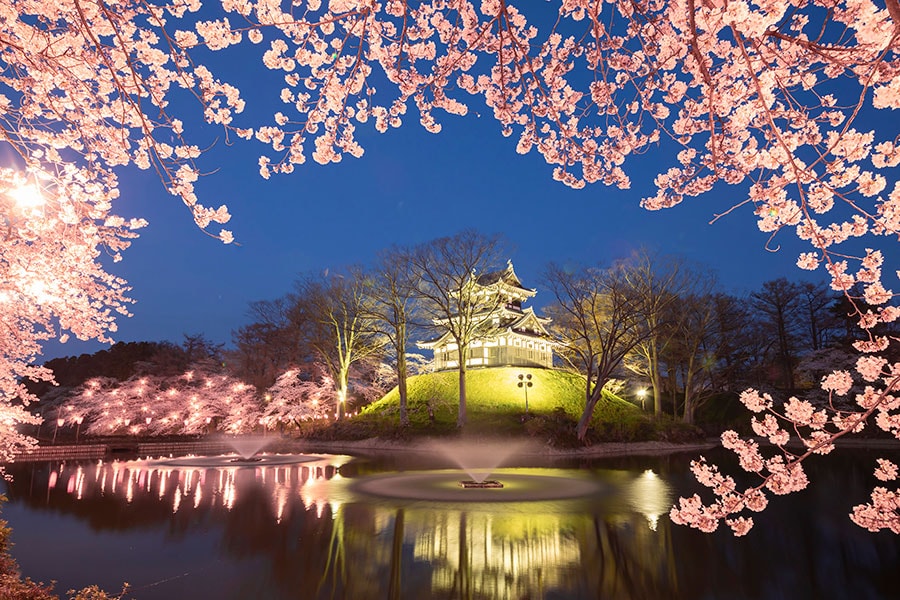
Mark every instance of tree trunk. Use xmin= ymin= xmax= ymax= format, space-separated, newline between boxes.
xmin=667 ymin=368 xmax=677 ymax=405
xmin=456 ymin=512 xmax=470 ymax=598
xmin=457 ymin=345 xmax=468 ymax=428
xmin=576 ymin=387 xmax=602 ymax=440
xmin=650 ymin=337 xmax=662 ymax=415
xmin=683 ymin=356 xmax=695 ymax=424
xmin=388 ymin=508 xmax=404 ymax=600
xmin=337 ymin=369 xmax=349 ymax=419
xmin=775 ymin=309 xmax=795 ymax=390
xmin=397 ymin=351 xmax=409 ymax=427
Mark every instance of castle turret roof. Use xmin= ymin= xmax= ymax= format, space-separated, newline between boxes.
xmin=476 ymin=259 xmax=531 ymax=293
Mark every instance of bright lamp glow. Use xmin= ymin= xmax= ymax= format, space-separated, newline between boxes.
xmin=9 ymin=182 xmax=44 ymax=209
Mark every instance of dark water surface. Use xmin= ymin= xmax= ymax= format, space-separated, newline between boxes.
xmin=2 ymin=446 xmax=899 ymax=599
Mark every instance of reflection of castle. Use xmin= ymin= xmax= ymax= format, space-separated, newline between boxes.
xmin=412 ymin=511 xmax=583 ymax=597
xmin=418 ymin=261 xmax=558 ymax=371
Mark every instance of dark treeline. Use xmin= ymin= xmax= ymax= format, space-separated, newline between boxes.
xmin=28 ymin=335 xmax=223 ymax=398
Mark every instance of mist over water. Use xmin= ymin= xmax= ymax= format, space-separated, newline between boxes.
xmin=226 ymin=435 xmax=271 ymax=460
xmin=425 ymin=438 xmax=535 ymax=482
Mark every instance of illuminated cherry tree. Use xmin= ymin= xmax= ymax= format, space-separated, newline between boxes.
xmin=66 ymin=367 xmax=260 ymax=436
xmin=261 ymin=365 xmax=336 ymax=428
xmin=2 ymin=0 xmax=900 ymax=530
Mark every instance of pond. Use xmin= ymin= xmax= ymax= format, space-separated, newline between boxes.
xmin=2 ymin=445 xmax=899 ymax=599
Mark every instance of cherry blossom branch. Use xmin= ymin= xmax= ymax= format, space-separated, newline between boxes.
xmin=673 ymin=369 xmax=900 ymax=536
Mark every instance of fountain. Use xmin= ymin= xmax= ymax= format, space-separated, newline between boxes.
xmin=146 ymin=436 xmax=330 ymax=469
xmin=227 ymin=436 xmax=271 ymax=462
xmin=428 ymin=438 xmax=529 ymax=486
xmin=350 ymin=439 xmax=606 ymax=502
xmin=458 ymin=479 xmax=503 ymax=488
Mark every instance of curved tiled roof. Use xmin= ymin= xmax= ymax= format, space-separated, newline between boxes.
xmin=476 ymin=259 xmax=531 ymax=292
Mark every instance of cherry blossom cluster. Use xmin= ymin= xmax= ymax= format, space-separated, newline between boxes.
xmin=1 ymin=0 xmax=248 ymax=463
xmin=674 ymin=364 xmax=900 ymax=535
xmin=1 ymin=0 xmax=238 ymax=240
xmin=0 ymin=165 xmax=140 ymax=470
xmin=851 ymin=457 xmax=900 ymax=533
xmin=61 ymin=361 xmax=360 ymax=436
xmin=66 ymin=368 xmax=261 ymax=436
xmin=260 ymin=365 xmax=337 ymax=425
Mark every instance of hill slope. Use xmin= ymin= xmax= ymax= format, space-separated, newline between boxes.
xmin=352 ymin=367 xmax=645 ymax=439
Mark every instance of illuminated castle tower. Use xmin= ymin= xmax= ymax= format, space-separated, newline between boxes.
xmin=418 ymin=260 xmax=557 ymax=371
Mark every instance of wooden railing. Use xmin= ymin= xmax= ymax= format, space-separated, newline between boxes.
xmin=13 ymin=444 xmax=107 ymax=461
xmin=8 ymin=438 xmax=299 ymax=463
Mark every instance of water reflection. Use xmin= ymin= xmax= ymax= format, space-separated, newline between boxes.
xmin=3 ymin=450 xmax=900 ymax=599
xmin=37 ymin=455 xmax=350 ymax=520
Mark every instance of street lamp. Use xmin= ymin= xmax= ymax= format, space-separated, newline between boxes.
xmin=53 ymin=416 xmax=65 ymax=443
xmin=637 ymin=388 xmax=648 ymax=411
xmin=517 ymin=373 xmax=533 ymax=415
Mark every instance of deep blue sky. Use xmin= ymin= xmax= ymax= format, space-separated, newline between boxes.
xmin=38 ymin=19 xmax=893 ymax=362
xmin=43 ymin=112 xmax=821 ymax=361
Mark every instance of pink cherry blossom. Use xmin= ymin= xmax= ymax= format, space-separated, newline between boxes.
xmin=821 ymin=371 xmax=854 ymax=396
xmin=857 ymin=356 xmax=888 ymax=382
xmin=875 ymin=459 xmax=899 ymax=482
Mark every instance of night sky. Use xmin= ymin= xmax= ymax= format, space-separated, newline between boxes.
xmin=38 ymin=25 xmax=894 ymax=361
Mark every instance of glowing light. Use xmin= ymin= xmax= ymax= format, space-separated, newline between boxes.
xmin=9 ymin=181 xmax=44 ymax=209
xmin=627 ymin=469 xmax=671 ymax=531
xmin=636 ymin=388 xmax=648 ymax=410
xmin=26 ymin=280 xmax=52 ymax=304
xmin=75 ymin=467 xmax=84 ymax=500
xmin=126 ymin=474 xmax=134 ymax=504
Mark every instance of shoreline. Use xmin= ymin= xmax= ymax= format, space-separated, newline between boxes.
xmin=295 ymin=436 xmax=721 ymax=458
xmin=10 ymin=434 xmax=900 ymax=464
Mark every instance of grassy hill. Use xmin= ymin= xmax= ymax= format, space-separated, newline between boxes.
xmin=320 ymin=367 xmax=697 ymax=445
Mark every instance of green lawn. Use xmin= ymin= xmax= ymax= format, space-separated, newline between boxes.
xmin=318 ymin=367 xmax=698 ymax=445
